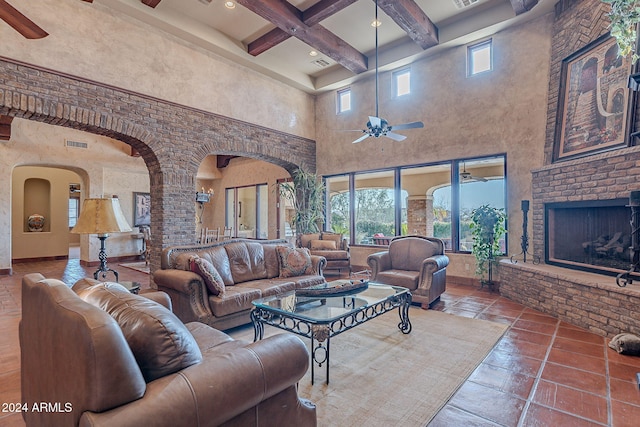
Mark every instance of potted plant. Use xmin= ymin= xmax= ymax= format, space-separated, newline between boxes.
xmin=470 ymin=204 xmax=507 ymax=286
xmin=603 ymin=0 xmax=640 ymax=64
xmin=278 ymin=168 xmax=325 ymax=236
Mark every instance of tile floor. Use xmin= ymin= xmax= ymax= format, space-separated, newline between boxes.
xmin=2 ymin=258 xmax=640 ymax=426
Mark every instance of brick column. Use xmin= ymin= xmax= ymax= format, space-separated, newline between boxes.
xmin=407 ymin=196 xmax=429 ymax=236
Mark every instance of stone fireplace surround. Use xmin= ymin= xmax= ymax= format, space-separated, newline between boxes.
xmin=499 ymin=145 xmax=640 ymax=337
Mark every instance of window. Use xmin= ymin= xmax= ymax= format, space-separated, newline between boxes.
xmin=68 ymin=197 xmax=79 ymax=227
xmin=337 ymin=88 xmax=351 ymax=113
xmin=323 ymin=155 xmax=506 ymax=253
xmin=468 ymin=39 xmax=492 ymax=76
xmin=393 ymin=68 xmax=411 ymax=97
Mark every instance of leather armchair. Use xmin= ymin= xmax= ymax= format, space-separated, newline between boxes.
xmin=367 ymin=235 xmax=449 ymax=308
xmin=299 ymin=232 xmax=350 ymax=275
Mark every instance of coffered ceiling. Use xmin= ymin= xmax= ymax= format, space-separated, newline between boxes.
xmin=1 ymin=0 xmax=559 ymax=93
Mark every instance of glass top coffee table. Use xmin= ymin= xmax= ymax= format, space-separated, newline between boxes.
xmin=251 ymin=282 xmax=412 ymax=384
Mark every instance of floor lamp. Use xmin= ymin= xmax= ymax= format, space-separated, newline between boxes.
xmin=71 ymin=197 xmax=132 ymax=282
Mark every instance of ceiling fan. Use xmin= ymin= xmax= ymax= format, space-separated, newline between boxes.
xmin=460 ymin=162 xmax=488 ymax=182
xmin=350 ymin=0 xmax=424 ymax=144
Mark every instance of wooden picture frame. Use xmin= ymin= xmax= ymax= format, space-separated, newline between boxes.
xmin=133 ymin=192 xmax=150 ymax=227
xmin=554 ymin=34 xmax=634 ymax=161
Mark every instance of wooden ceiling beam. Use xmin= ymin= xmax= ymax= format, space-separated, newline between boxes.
xmin=248 ymin=0 xmax=357 ymax=56
xmin=377 ymin=0 xmax=438 ymax=50
xmin=239 ymin=0 xmax=367 ymax=74
xmin=0 ymin=115 xmax=13 ymax=141
xmin=508 ymin=0 xmax=539 ymax=15
xmin=141 ymin=0 xmax=162 ymax=8
xmin=0 ymin=0 xmax=48 ymax=39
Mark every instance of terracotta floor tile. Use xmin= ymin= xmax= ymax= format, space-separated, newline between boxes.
xmin=608 ymin=361 xmax=640 ymax=383
xmin=448 ymin=381 xmax=526 ymax=426
xmin=547 ymin=347 xmax=607 ymax=374
xmin=428 ymin=404 xmax=502 ymax=427
xmin=506 ymin=328 xmax=554 ymax=346
xmin=468 ymin=362 xmax=535 ymax=399
xmin=541 ymin=363 xmax=607 ymax=396
xmin=532 ymin=379 xmax=608 ymax=424
xmin=512 ymin=318 xmax=557 ymax=335
xmin=483 ymin=305 xmax=524 ymax=318
xmin=552 ymin=336 xmax=606 ymax=359
xmin=475 ymin=312 xmax=517 ymax=325
xmin=493 ymin=337 xmax=549 ymax=360
xmin=518 ymin=312 xmax=559 ymax=325
xmin=610 ymin=399 xmax=640 ymax=427
xmin=609 ymin=377 xmax=640 ymax=407
xmin=607 ymin=349 xmax=640 ymax=369
xmin=483 ymin=348 xmax=543 ymax=377
xmin=556 ymin=325 xmax=606 ymax=345
xmin=522 ymin=403 xmax=605 ymax=427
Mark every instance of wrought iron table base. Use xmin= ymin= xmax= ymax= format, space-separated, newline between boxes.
xmin=252 ymin=291 xmax=412 ymax=384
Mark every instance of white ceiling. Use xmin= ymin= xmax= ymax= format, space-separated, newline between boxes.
xmin=96 ymin=0 xmax=559 ymax=93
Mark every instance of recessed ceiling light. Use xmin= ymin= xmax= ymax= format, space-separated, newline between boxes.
xmin=371 ymin=19 xmax=381 ymax=28
xmin=309 ymin=50 xmax=318 ymax=57
xmin=224 ymin=1 xmax=235 ymax=9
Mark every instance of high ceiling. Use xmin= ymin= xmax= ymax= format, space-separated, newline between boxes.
xmin=1 ymin=0 xmax=559 ymax=93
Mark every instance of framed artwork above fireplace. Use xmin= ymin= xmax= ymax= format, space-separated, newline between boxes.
xmin=554 ymin=34 xmax=634 ymax=161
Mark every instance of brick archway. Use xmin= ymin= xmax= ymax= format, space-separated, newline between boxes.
xmin=0 ymin=57 xmax=316 ymax=271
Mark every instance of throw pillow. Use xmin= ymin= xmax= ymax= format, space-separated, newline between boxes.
xmin=300 ymin=233 xmax=321 ymax=249
xmin=310 ymin=239 xmax=337 ymax=250
xmin=276 ymin=245 xmax=314 ymax=278
xmin=79 ymin=283 xmax=203 ymax=382
xmin=189 ymin=255 xmax=225 ymax=296
xmin=609 ymin=333 xmax=640 ymax=355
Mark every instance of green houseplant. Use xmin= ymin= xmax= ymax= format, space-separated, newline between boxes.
xmin=278 ymin=168 xmax=325 ymax=236
xmin=470 ymin=204 xmax=507 ymax=285
xmin=603 ymin=0 xmax=640 ymax=63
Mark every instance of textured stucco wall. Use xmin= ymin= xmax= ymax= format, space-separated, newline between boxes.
xmin=315 ymin=14 xmax=553 ymax=272
xmin=0 ymin=0 xmax=315 ymax=139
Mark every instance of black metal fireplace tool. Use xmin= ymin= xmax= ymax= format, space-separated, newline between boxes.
xmin=616 ymin=191 xmax=640 ymax=287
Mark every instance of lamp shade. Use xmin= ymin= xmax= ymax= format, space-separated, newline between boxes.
xmin=71 ymin=197 xmax=132 ymax=234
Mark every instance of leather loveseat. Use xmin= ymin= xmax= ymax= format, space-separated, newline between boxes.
xmin=153 ymin=238 xmax=327 ymax=330
xmin=19 ymin=273 xmax=316 ymax=427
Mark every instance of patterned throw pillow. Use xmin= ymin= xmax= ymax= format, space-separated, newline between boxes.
xmin=276 ymin=246 xmax=314 ymax=278
xmin=189 ymin=255 xmax=225 ymax=296
xmin=310 ymin=239 xmax=337 ymax=250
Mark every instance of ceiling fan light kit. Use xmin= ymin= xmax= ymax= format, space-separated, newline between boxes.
xmin=351 ymin=0 xmax=424 ymax=144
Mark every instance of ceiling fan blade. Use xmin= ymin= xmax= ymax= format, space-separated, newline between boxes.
xmin=352 ymin=133 xmax=371 ymax=144
xmin=391 ymin=121 xmax=424 ymax=131
xmin=385 ymin=132 xmax=407 ymax=142
xmin=0 ymin=0 xmax=48 ymax=39
xmin=368 ymin=116 xmax=382 ymax=128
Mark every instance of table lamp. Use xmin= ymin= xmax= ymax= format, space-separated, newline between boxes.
xmin=71 ymin=196 xmax=132 ymax=282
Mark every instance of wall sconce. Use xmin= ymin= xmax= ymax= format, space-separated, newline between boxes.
xmin=196 ymin=188 xmax=214 ymax=203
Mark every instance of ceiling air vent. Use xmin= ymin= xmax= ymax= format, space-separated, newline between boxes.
xmin=311 ymin=58 xmax=331 ymax=68
xmin=65 ymin=140 xmax=88 ymax=149
xmin=452 ymin=0 xmax=480 ymax=9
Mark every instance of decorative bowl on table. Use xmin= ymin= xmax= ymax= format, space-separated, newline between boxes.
xmin=296 ymin=279 xmax=368 ymax=297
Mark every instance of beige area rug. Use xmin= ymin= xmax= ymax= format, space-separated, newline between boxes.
xmin=118 ymin=261 xmax=150 ymax=274
xmin=230 ymin=308 xmax=508 ymax=426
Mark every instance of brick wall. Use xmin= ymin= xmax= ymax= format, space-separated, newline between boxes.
xmin=0 ymin=57 xmax=316 ymax=271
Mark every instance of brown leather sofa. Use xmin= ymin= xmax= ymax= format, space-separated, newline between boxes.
xmin=20 ymin=273 xmax=316 ymax=427
xmin=367 ymin=235 xmax=449 ymax=308
xmin=153 ymin=238 xmax=326 ymax=330
xmin=299 ymin=232 xmax=350 ymax=275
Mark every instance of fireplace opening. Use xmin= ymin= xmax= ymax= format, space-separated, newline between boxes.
xmin=545 ymin=199 xmax=638 ymax=277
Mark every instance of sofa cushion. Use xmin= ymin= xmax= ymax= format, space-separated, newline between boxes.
xmin=321 ymin=232 xmax=343 ymax=248
xmin=262 ymin=243 xmax=283 ymax=278
xmin=190 ymin=255 xmax=225 ymax=296
xmin=78 ymin=283 xmax=203 ymax=382
xmin=198 ymin=246 xmax=234 ymax=286
xmin=276 ymin=246 xmax=314 ymax=278
xmin=310 ymin=239 xmax=336 ymax=250
xmin=209 ymin=286 xmax=262 ymax=318
xmin=224 ymin=242 xmax=268 ymax=284
xmin=375 ymin=270 xmax=419 ymax=291
xmin=311 ymin=249 xmax=349 ymax=260
xmin=175 ymin=252 xmax=197 ymax=271
xmin=300 ymin=233 xmax=321 ymax=249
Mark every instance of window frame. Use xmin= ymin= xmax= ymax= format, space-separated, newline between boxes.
xmin=467 ymin=39 xmax=493 ymax=77
xmin=392 ymin=67 xmax=411 ymax=97
xmin=336 ymin=87 xmax=352 ymax=114
xmin=322 ymin=154 xmax=507 ymax=254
